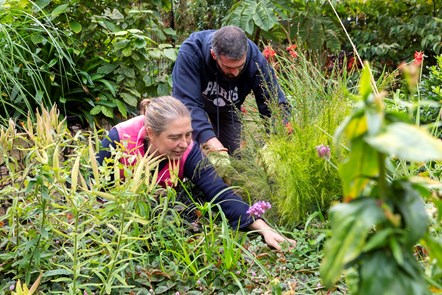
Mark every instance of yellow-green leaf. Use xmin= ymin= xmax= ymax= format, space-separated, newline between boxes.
xmin=366 ymin=122 xmax=442 ymax=162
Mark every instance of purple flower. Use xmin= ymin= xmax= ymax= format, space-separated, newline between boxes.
xmin=247 ymin=201 xmax=272 ymax=217
xmin=316 ymin=144 xmax=331 ymax=160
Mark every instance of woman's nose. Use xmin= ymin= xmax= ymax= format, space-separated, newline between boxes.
xmin=178 ymin=137 xmax=189 ymax=148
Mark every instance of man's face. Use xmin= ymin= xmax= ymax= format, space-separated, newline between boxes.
xmin=211 ymin=50 xmax=246 ymax=80
xmin=147 ymin=117 xmax=193 ymax=160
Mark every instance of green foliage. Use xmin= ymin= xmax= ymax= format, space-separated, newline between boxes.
xmin=320 ymin=64 xmax=442 ymax=294
xmin=336 ymin=0 xmax=442 ymax=71
xmin=172 ymin=0 xmax=232 ymax=38
xmin=223 ymin=0 xmax=343 ymax=64
xmin=42 ymin=0 xmax=178 ymax=126
xmin=227 ymin=51 xmax=349 ymax=225
xmin=0 ymin=1 xmax=81 ymax=124
xmin=0 ymin=0 xmax=178 ymax=127
xmin=0 ymin=105 xmax=328 ymax=294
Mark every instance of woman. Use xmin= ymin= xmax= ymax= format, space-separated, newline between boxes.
xmin=97 ymin=96 xmax=296 ymax=250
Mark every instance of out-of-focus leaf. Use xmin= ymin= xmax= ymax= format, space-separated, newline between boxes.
xmin=358 ymin=250 xmax=429 ymax=295
xmin=366 ymin=122 xmax=442 ymax=162
xmin=338 ymin=140 xmax=379 ymax=199
xmin=51 ymin=4 xmax=68 ymax=18
xmin=392 ymin=180 xmax=428 ymax=247
xmin=69 ymin=21 xmax=82 ymax=34
xmin=320 ymin=198 xmax=386 ymax=287
xmin=359 ymin=63 xmax=373 ymax=100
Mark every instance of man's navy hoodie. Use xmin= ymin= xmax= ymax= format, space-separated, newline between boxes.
xmin=172 ymin=29 xmax=287 ymax=145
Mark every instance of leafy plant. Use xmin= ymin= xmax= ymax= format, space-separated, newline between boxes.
xmin=43 ymin=0 xmax=178 ymax=126
xmin=0 ymin=104 xmax=320 ymax=294
xmin=0 ymin=1 xmax=81 ymax=124
xmin=229 ymin=49 xmax=349 ymax=225
xmin=320 ymin=62 xmax=442 ymax=294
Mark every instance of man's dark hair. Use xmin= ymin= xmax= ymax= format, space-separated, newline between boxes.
xmin=211 ymin=26 xmax=248 ymax=60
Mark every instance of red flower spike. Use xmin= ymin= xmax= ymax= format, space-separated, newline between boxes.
xmin=414 ymin=51 xmax=424 ymax=65
xmin=262 ymin=46 xmax=276 ymax=61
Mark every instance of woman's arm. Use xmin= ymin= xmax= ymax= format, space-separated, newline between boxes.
xmin=96 ymin=128 xmax=120 ymax=165
xmin=184 ymin=145 xmax=296 ymax=250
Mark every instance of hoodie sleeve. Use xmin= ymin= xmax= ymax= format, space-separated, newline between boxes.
xmin=172 ymin=43 xmax=217 ymax=145
xmin=183 ymin=144 xmax=253 ymax=229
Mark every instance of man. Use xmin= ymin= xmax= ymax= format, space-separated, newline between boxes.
xmin=172 ymin=25 xmax=289 ymax=155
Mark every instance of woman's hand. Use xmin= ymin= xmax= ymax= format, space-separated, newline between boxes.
xmin=248 ymin=219 xmax=297 ymax=251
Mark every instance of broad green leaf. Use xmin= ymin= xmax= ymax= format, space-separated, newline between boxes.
xmin=51 ymin=4 xmax=69 ymax=18
xmin=253 ymin=1 xmax=278 ymax=31
xmin=90 ymin=105 xmax=102 ymax=116
xmin=358 ymin=251 xmax=429 ymax=295
xmin=98 ymin=79 xmax=116 ymax=97
xmin=114 ymin=30 xmax=128 ymax=36
xmin=392 ymin=181 xmax=428 ymax=247
xmin=69 ymin=21 xmax=82 ymax=34
xmin=98 ymin=20 xmax=120 ymax=33
xmin=115 ymin=99 xmax=128 ymax=118
xmin=244 ymin=19 xmax=255 ymax=36
xmin=334 ymin=109 xmax=367 ymax=144
xmin=320 ymin=198 xmax=386 ymax=287
xmin=163 ymin=48 xmax=177 ymax=61
xmin=122 ymin=47 xmax=132 ymax=57
xmin=365 ymin=122 xmax=442 ymax=162
xmin=158 ymin=43 xmax=173 ymax=49
xmin=114 ymin=39 xmax=130 ymax=50
xmin=120 ymin=92 xmax=138 ymax=107
xmin=362 ymin=228 xmax=396 ymax=252
xmin=422 ymin=233 xmax=442 ymax=270
xmin=101 ymin=106 xmax=114 ymax=118
xmin=148 ymin=49 xmax=162 ymax=59
xmin=163 ymin=27 xmax=176 ymax=35
xmin=390 ymin=237 xmax=404 ymax=266
xmin=359 ymin=63 xmax=372 ymax=100
xmin=122 ymin=67 xmax=135 ymax=79
xmin=97 ymin=63 xmax=119 ymax=75
xmin=365 ymin=107 xmax=383 ymax=136
xmin=338 ymin=140 xmax=379 ymax=199
xmin=134 ymin=38 xmax=147 ymax=49
xmin=157 ymin=83 xmax=170 ymax=96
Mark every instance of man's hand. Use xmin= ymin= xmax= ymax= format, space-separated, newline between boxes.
xmin=204 ymin=137 xmax=226 ymax=152
xmin=201 ymin=139 xmax=231 ymax=179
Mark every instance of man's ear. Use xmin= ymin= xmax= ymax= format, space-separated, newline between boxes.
xmin=210 ymin=49 xmax=217 ymax=60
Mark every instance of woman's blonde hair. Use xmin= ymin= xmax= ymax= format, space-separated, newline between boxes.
xmin=139 ymin=96 xmax=191 ymax=135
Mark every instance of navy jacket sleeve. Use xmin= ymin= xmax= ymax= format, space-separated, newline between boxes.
xmin=172 ymin=41 xmax=216 ymax=145
xmin=183 ymin=144 xmax=253 ymax=229
xmin=96 ymin=128 xmax=120 ymax=165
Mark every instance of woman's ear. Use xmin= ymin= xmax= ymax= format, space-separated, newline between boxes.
xmin=146 ymin=127 xmax=154 ymax=140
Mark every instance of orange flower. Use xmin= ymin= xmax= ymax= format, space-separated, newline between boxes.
xmin=262 ymin=45 xmax=276 ymax=61
xmin=414 ymin=51 xmax=424 ymax=65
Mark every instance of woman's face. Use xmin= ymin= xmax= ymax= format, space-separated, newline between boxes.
xmin=147 ymin=117 xmax=193 ymax=160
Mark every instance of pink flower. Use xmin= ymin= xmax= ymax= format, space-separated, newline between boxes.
xmin=247 ymin=201 xmax=271 ymax=217
xmin=414 ymin=51 xmax=424 ymax=65
xmin=316 ymin=144 xmax=331 ymax=160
